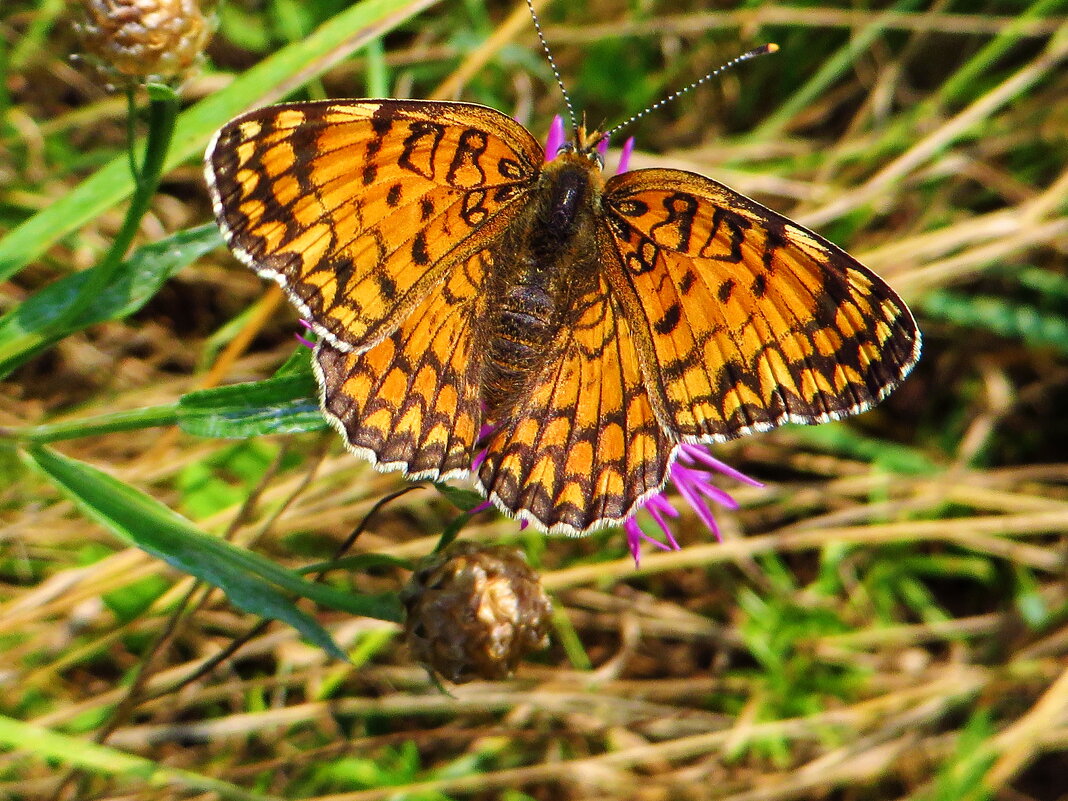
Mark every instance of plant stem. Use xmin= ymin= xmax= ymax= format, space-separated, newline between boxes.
xmin=47 ymin=83 xmax=180 ymax=336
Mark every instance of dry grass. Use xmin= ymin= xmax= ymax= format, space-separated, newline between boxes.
xmin=1 ymin=1 xmax=1066 ymax=800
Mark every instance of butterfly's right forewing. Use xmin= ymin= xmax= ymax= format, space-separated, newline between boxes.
xmin=206 ymin=100 xmax=544 ymax=352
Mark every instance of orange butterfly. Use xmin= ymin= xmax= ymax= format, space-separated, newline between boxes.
xmin=205 ymin=98 xmax=920 ymax=535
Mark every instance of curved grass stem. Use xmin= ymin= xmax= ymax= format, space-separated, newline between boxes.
xmin=47 ymin=83 xmax=180 ymax=336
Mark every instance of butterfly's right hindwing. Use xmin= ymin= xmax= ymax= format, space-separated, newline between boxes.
xmin=475 ymin=271 xmax=676 ymax=535
xmin=314 ymin=248 xmax=494 ymax=482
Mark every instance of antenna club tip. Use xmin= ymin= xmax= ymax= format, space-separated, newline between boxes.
xmin=765 ymin=43 xmax=780 ymax=54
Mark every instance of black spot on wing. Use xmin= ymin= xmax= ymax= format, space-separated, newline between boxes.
xmin=751 ymin=273 xmax=768 ymax=298
xmin=411 ymin=231 xmax=430 ymax=266
xmin=386 ymin=182 xmax=402 ymax=207
xmin=654 ymin=302 xmax=682 ymax=335
xmin=718 ymin=278 xmax=736 ymax=304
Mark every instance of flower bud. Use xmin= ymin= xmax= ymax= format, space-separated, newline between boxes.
xmin=73 ymin=0 xmax=215 ymax=90
xmin=402 ymin=543 xmax=552 ymax=683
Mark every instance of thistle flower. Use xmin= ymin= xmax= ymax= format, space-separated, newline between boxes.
xmin=73 ymin=0 xmax=216 ymax=90
xmin=624 ymin=445 xmax=763 ymax=566
xmin=298 ymin=119 xmax=763 ymax=565
xmin=402 ymin=542 xmax=552 ymax=683
xmin=545 ymin=118 xmax=765 ymax=564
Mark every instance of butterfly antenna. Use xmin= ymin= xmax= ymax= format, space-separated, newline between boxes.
xmin=525 ymin=0 xmax=578 ymax=132
xmin=602 ymin=43 xmax=779 ymax=142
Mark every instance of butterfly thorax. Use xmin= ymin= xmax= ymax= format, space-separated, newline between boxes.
xmin=481 ymin=152 xmax=605 ymax=418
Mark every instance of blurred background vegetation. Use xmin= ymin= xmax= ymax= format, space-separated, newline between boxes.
xmin=1 ymin=0 xmax=1066 ymax=799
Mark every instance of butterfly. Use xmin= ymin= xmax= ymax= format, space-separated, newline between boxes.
xmin=205 ymin=99 xmax=920 ymax=535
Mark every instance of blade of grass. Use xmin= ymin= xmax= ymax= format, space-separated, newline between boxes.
xmin=9 ymin=0 xmax=67 ymax=71
xmin=0 ymin=714 xmax=284 ymax=801
xmin=937 ymin=0 xmax=1066 ymax=106
xmin=840 ymin=0 xmax=1068 ymax=177
xmin=23 ymin=445 xmax=350 ymax=658
xmin=177 ymin=373 xmax=328 ymax=438
xmin=0 ymin=0 xmax=440 ymax=281
xmin=786 ymin=422 xmax=938 ymax=475
xmin=24 ymin=446 xmax=403 ymax=657
xmin=802 ymin=29 xmax=1068 ymax=228
xmin=921 ymin=290 xmax=1068 ymax=355
xmin=4 ymin=367 xmax=320 ymax=443
xmin=5 ymin=405 xmax=182 ymax=444
xmin=753 ymin=0 xmax=926 ymax=140
xmin=3 ymin=354 xmax=323 ymax=452
xmin=0 ymin=224 xmax=222 ymax=377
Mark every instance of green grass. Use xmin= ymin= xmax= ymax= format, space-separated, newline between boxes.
xmin=2 ymin=0 xmax=1067 ymax=799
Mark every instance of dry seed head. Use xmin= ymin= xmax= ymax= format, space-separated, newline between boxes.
xmin=402 ymin=543 xmax=552 ymax=683
xmin=73 ymin=0 xmax=216 ymax=90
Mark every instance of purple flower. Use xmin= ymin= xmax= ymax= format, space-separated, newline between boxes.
xmin=616 ymin=135 xmax=634 ymax=174
xmin=296 ymin=318 xmax=315 ymax=349
xmin=304 ymin=120 xmax=764 ymax=563
xmin=544 ymin=115 xmax=566 ymax=158
xmin=544 ymin=115 xmax=635 ymax=175
xmin=625 ymin=445 xmax=763 ymax=566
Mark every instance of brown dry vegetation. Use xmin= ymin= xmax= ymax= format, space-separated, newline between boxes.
xmin=1 ymin=1 xmax=1067 ymax=800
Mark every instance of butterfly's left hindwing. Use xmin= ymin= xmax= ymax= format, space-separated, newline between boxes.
xmin=475 ymin=273 xmax=675 ymax=534
xmin=206 ymin=100 xmax=543 ymax=352
xmin=599 ymin=168 xmax=921 ymax=442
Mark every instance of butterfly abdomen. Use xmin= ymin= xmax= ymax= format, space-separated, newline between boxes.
xmin=481 ymin=156 xmax=602 ymax=415
xmin=483 ymin=284 xmax=555 ymax=403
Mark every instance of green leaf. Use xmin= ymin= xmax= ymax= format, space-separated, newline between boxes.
xmin=433 ymin=482 xmax=486 ymax=512
xmin=177 ymin=373 xmax=328 ymax=438
xmin=8 ymin=377 xmax=324 ymax=447
xmin=0 ymin=225 xmax=222 ymax=378
xmin=786 ymin=422 xmax=937 ymax=475
xmin=433 ymin=510 xmax=474 ymax=554
xmin=23 ymin=445 xmax=345 ymax=658
xmin=921 ymin=289 xmax=1068 ymax=355
xmin=10 ymin=404 xmax=181 ymax=444
xmin=0 ymin=0 xmax=436 ymax=281
xmin=428 ymin=484 xmax=488 ymax=551
xmin=24 ymin=446 xmax=403 ymax=661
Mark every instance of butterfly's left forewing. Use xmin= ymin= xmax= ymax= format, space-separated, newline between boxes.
xmin=207 ymin=100 xmax=548 ymax=481
xmin=599 ymin=168 xmax=920 ymax=442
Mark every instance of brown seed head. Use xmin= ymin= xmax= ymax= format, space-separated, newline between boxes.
xmin=402 ymin=543 xmax=552 ymax=683
xmin=74 ymin=0 xmax=216 ymax=90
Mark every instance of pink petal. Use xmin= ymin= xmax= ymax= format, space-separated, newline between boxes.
xmin=617 ymin=136 xmax=635 ymax=174
xmin=545 ymin=115 xmax=566 ymax=160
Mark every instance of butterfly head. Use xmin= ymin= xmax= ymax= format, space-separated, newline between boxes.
xmin=553 ymin=124 xmax=607 ymax=169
